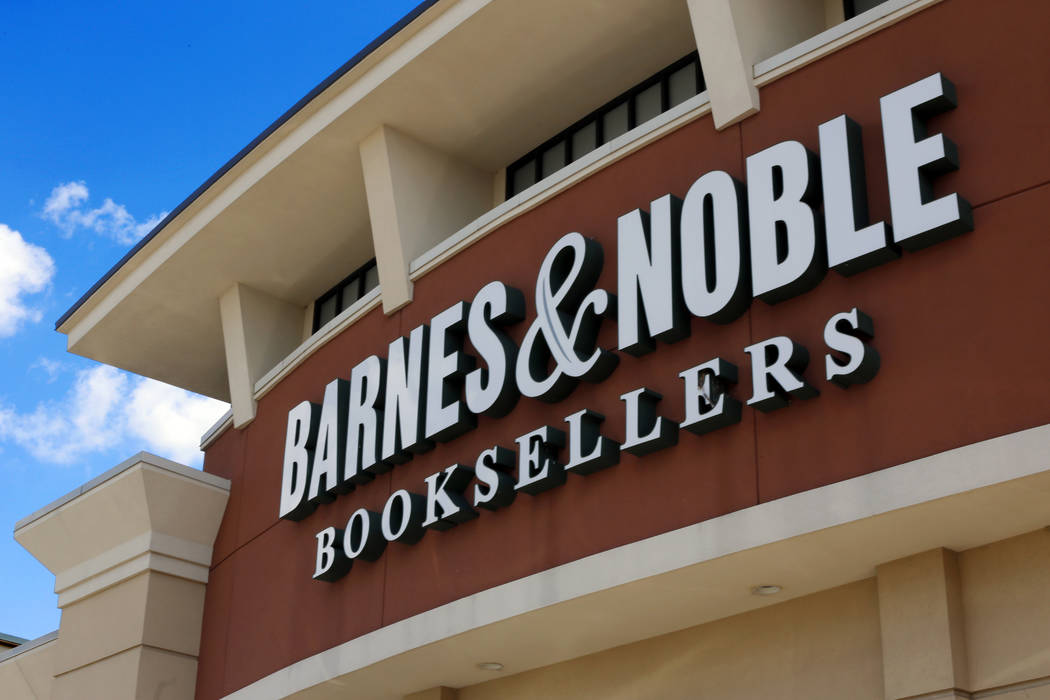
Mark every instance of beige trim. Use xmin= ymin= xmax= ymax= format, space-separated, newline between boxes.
xmin=222 ymin=423 xmax=1050 ymax=700
xmin=200 ymin=409 xmax=234 ymax=450
xmin=686 ymin=0 xmax=759 ymax=129
xmin=0 ymin=632 xmax=58 ymax=666
xmin=753 ymin=0 xmax=943 ymax=86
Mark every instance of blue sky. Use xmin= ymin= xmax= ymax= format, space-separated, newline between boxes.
xmin=0 ymin=0 xmax=422 ymax=641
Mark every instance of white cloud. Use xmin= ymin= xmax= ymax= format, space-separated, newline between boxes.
xmin=29 ymin=357 xmax=66 ymax=382
xmin=124 ymin=379 xmax=230 ymax=464
xmin=0 ymin=224 xmax=55 ymax=337
xmin=42 ymin=181 xmax=88 ymax=225
xmin=0 ymin=365 xmax=228 ymax=466
xmin=42 ymin=181 xmax=167 ymax=245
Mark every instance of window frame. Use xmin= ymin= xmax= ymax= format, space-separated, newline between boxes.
xmin=505 ymin=51 xmax=704 ymax=200
xmin=311 ymin=257 xmax=379 ymax=333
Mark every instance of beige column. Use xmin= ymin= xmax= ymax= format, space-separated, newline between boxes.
xmin=686 ymin=0 xmax=826 ymax=129
xmin=876 ymin=548 xmax=970 ymax=700
xmin=360 ymin=124 xmax=493 ymax=313
xmin=13 ymin=453 xmax=230 ymax=700
xmin=219 ymin=282 xmax=303 ymax=428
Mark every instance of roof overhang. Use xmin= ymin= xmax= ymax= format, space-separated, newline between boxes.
xmin=56 ymin=0 xmax=698 ymax=400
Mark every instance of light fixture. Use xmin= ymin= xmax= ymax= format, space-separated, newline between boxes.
xmin=477 ymin=662 xmax=504 ymax=671
xmin=751 ymin=584 xmax=782 ymax=596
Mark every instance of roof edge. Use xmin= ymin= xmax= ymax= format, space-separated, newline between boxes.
xmin=55 ymin=0 xmax=441 ymax=331
xmin=0 ymin=631 xmax=57 ymax=665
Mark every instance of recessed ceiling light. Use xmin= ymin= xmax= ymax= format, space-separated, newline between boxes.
xmin=477 ymin=662 xmax=504 ymax=671
xmin=752 ymin=584 xmax=782 ymax=596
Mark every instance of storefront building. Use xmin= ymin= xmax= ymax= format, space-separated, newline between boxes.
xmin=3 ymin=0 xmax=1050 ymax=698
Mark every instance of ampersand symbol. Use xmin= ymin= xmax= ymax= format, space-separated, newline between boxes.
xmin=515 ymin=232 xmax=618 ymax=402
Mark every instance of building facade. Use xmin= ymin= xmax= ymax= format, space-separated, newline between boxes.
xmin=3 ymin=0 xmax=1050 ymax=698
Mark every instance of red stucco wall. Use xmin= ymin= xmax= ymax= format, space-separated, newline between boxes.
xmin=196 ymin=2 xmax=1050 ymax=696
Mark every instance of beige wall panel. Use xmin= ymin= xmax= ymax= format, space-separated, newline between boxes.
xmin=459 ymin=579 xmax=883 ymax=700
xmin=10 ymin=640 xmax=57 ymax=699
xmin=54 ymin=572 xmax=149 ymax=675
xmin=0 ymin=662 xmax=36 ymax=700
xmin=134 ymin=646 xmax=199 ymax=700
xmin=53 ymin=646 xmax=141 ymax=700
xmin=961 ymin=529 xmax=1050 ymax=689
xmin=53 ymin=645 xmax=198 ymax=700
xmin=142 ymin=573 xmax=207 ymax=658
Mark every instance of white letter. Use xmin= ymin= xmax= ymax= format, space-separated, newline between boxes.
xmin=881 ymin=73 xmax=972 ymax=249
xmin=747 ymin=140 xmax=825 ymax=304
xmin=382 ymin=325 xmax=432 ymax=463
xmin=617 ymin=194 xmax=688 ymax=356
xmin=422 ymin=464 xmax=477 ymax=530
xmin=345 ymin=355 xmax=386 ymax=485
xmin=465 ymin=282 xmax=524 ymax=417
xmin=279 ymin=400 xmax=319 ymax=521
xmin=744 ymin=337 xmax=818 ymax=412
xmin=313 ymin=527 xmax=350 ymax=582
xmin=425 ymin=302 xmax=475 ymax=442
xmin=819 ymin=115 xmax=896 ymax=274
xmin=824 ymin=308 xmax=880 ymax=387
xmin=681 ymin=171 xmax=750 ymax=323
xmin=308 ymin=379 xmax=349 ymax=505
xmin=679 ymin=358 xmax=741 ymax=436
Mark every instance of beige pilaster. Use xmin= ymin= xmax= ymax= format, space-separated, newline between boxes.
xmin=13 ymin=453 xmax=230 ymax=700
xmin=876 ymin=548 xmax=970 ymax=700
xmin=686 ymin=0 xmax=826 ymax=129
xmin=219 ymin=282 xmax=303 ymax=428
xmin=360 ymin=124 xmax=493 ymax=313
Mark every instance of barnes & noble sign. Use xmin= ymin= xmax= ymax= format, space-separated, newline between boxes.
xmin=279 ymin=73 xmax=972 ymax=581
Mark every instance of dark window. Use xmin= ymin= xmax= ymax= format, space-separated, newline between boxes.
xmin=312 ymin=257 xmax=379 ymax=332
xmin=505 ymin=52 xmax=705 ymax=199
xmin=843 ymin=0 xmax=889 ymax=19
